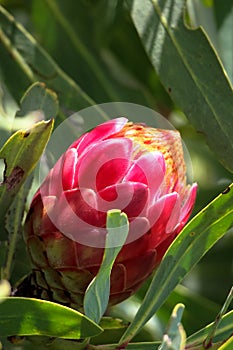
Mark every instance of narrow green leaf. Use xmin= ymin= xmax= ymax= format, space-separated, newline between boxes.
xmin=84 ymin=210 xmax=129 ymax=324
xmin=159 ymin=304 xmax=186 ymax=350
xmin=203 ymin=287 xmax=233 ymax=348
xmin=0 ymin=6 xmax=97 ymax=113
xmin=119 ymin=184 xmax=233 ymax=345
xmin=218 ymin=335 xmax=233 ymax=350
xmin=156 ymin=285 xmax=220 ymax=335
xmin=126 ymin=0 xmax=233 ymax=172
xmin=91 ymin=317 xmax=129 ymax=346
xmin=0 ymin=297 xmax=102 ymax=339
xmin=0 ymin=119 xmax=54 ymax=229
xmin=186 ymin=310 xmax=233 ymax=347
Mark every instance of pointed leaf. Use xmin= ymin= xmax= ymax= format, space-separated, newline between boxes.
xmin=0 ymin=119 xmax=53 ymax=233
xmin=186 ymin=310 xmax=233 ymax=347
xmin=119 ymin=184 xmax=233 ymax=345
xmin=84 ymin=209 xmax=129 ymax=324
xmin=126 ymin=0 xmax=233 ymax=172
xmin=218 ymin=335 xmax=233 ymax=350
xmin=0 ymin=297 xmax=102 ymax=339
xmin=159 ymin=304 xmax=186 ymax=350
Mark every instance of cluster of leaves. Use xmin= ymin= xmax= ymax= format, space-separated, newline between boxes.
xmin=0 ymin=0 xmax=233 ymax=349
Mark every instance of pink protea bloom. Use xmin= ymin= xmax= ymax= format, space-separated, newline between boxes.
xmin=24 ymin=117 xmax=197 ymax=309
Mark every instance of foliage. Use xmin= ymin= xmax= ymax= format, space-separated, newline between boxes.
xmin=0 ymin=0 xmax=232 ymax=349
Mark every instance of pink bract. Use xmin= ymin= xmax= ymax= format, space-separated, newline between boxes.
xmin=24 ymin=117 xmax=197 ymax=309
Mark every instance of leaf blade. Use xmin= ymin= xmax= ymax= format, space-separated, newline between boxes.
xmin=0 ymin=119 xmax=54 ymax=225
xmin=126 ymin=0 xmax=233 ymax=172
xmin=186 ymin=310 xmax=233 ymax=347
xmin=0 ymin=297 xmax=102 ymax=339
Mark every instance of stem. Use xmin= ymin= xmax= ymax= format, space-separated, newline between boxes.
xmin=203 ymin=286 xmax=233 ymax=348
xmin=0 ymin=28 xmax=35 ymax=82
xmin=2 ymin=188 xmax=25 ymax=280
xmin=45 ymin=0 xmax=119 ymax=101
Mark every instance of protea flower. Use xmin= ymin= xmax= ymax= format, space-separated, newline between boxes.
xmin=23 ymin=117 xmax=197 ymax=310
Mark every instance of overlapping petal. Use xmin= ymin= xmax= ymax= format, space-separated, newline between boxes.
xmin=25 ymin=117 xmax=197 ymax=309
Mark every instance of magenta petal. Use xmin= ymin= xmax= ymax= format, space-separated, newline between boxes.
xmin=96 ymin=158 xmax=130 ymax=192
xmin=98 ymin=182 xmax=148 ymax=217
xmin=70 ymin=117 xmax=128 ymax=155
xmin=62 ymin=148 xmax=78 ymax=190
xmin=124 ymin=151 xmax=165 ymax=201
xmin=46 ymin=188 xmax=107 ymax=241
xmin=40 ymin=155 xmax=64 ymax=197
xmin=76 ymin=138 xmax=133 ymax=190
xmin=179 ymin=183 xmax=198 ymax=226
xmin=166 ymin=195 xmax=181 ymax=233
xmin=126 ymin=217 xmax=150 ymax=244
xmin=148 ymin=192 xmax=179 ymax=247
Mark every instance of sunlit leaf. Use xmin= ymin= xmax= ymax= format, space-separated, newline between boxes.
xmin=0 ymin=119 xmax=54 ymax=239
xmin=0 ymin=280 xmax=10 ymax=299
xmin=0 ymin=297 xmax=102 ymax=339
xmin=186 ymin=310 xmax=233 ymax=347
xmin=159 ymin=304 xmax=186 ymax=350
xmin=218 ymin=335 xmax=233 ymax=350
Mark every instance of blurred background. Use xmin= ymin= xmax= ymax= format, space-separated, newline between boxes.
xmin=0 ymin=0 xmax=232 ymax=340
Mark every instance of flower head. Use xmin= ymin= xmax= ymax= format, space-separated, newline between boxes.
xmin=24 ymin=118 xmax=197 ymax=308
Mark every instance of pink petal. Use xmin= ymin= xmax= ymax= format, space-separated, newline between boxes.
xmin=75 ymin=138 xmax=133 ymax=190
xmin=124 ymin=151 xmax=165 ymax=202
xmin=96 ymin=158 xmax=130 ymax=192
xmin=43 ymin=188 xmax=106 ymax=243
xmin=39 ymin=155 xmax=64 ymax=197
xmin=62 ymin=148 xmax=78 ymax=190
xmin=178 ymin=183 xmax=198 ymax=228
xmin=126 ymin=216 xmax=151 ymax=244
xmin=166 ymin=195 xmax=181 ymax=233
xmin=70 ymin=117 xmax=128 ymax=155
xmin=148 ymin=192 xmax=180 ymax=247
xmin=98 ymin=182 xmax=148 ymax=218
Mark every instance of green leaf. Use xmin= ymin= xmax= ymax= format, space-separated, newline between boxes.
xmin=84 ymin=210 xmax=129 ymax=324
xmin=186 ymin=310 xmax=233 ymax=347
xmin=30 ymin=0 xmax=154 ymax=107
xmin=156 ymin=285 xmax=220 ymax=336
xmin=203 ymin=286 xmax=233 ymax=348
xmin=116 ymin=342 xmax=161 ymax=349
xmin=0 ymin=119 xmax=54 ymax=235
xmin=0 ymin=297 xmax=102 ymax=339
xmin=119 ymin=183 xmax=233 ymax=345
xmin=218 ymin=335 xmax=233 ymax=350
xmin=126 ymin=0 xmax=233 ymax=172
xmin=15 ymin=82 xmax=59 ymax=121
xmin=91 ymin=317 xmax=129 ymax=346
xmin=0 ymin=5 xmax=96 ymax=113
xmin=159 ymin=304 xmax=186 ymax=350
xmin=214 ymin=0 xmax=233 ymax=84
xmin=0 ymin=280 xmax=10 ymax=299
